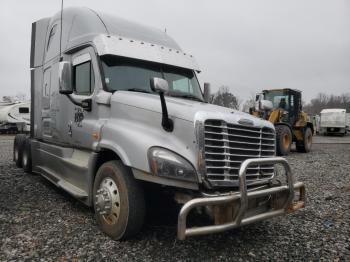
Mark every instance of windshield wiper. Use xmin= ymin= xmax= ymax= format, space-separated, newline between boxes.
xmin=126 ymin=88 xmax=151 ymax=94
xmin=169 ymin=94 xmax=204 ymax=102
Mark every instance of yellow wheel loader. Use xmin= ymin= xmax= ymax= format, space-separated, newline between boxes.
xmin=250 ymin=89 xmax=313 ymax=156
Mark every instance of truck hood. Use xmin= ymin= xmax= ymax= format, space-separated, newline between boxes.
xmin=111 ymin=91 xmax=274 ymax=129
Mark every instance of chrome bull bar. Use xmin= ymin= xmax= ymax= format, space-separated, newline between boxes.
xmin=177 ymin=157 xmax=305 ymax=240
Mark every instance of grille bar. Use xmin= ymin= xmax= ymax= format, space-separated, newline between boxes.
xmin=206 ymin=124 xmax=273 ymax=134
xmin=205 ymin=131 xmax=275 ymax=141
xmin=204 ymin=119 xmax=276 ymax=187
xmin=205 ymin=146 xmax=275 ymax=155
xmin=205 ymin=138 xmax=275 ymax=147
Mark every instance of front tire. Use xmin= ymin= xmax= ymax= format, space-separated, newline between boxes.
xmin=275 ymin=125 xmax=292 ymax=156
xmin=93 ymin=160 xmax=145 ymax=240
xmin=296 ymin=127 xmax=312 ymax=153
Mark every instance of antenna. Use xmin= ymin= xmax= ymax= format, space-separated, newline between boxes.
xmin=59 ymin=0 xmax=63 ymax=61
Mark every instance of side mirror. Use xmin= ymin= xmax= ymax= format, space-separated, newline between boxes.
xmin=150 ymin=77 xmax=169 ymax=93
xmin=255 ymin=93 xmax=263 ymax=111
xmin=59 ymin=61 xmax=73 ymax=95
xmin=150 ymin=77 xmax=173 ymax=132
xmin=260 ymin=99 xmax=273 ymax=111
xmin=203 ymin=83 xmax=211 ymax=103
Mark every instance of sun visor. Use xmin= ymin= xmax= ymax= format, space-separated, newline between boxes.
xmin=94 ymin=35 xmax=200 ymax=72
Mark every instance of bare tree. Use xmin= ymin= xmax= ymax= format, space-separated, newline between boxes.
xmin=304 ymin=92 xmax=350 ymax=115
xmin=242 ymin=92 xmax=257 ymax=113
xmin=2 ymin=96 xmax=13 ymax=103
xmin=14 ymin=92 xmax=27 ymax=102
xmin=210 ymin=86 xmax=240 ymax=110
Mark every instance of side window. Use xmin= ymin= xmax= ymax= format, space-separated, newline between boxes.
xmin=73 ymin=61 xmax=95 ymax=96
xmin=19 ymin=107 xmax=29 ymax=114
xmin=172 ymin=78 xmax=193 ymax=93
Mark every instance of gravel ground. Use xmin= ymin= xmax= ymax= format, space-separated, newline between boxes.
xmin=313 ymin=134 xmax=350 ymax=144
xmin=0 ymin=135 xmax=349 ymax=261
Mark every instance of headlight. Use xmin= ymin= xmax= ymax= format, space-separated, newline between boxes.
xmin=148 ymin=147 xmax=198 ymax=183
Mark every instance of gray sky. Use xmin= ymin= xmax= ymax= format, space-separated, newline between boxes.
xmin=0 ymin=0 xmax=349 ymax=103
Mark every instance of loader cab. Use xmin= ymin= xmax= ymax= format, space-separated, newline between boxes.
xmin=263 ymin=88 xmax=302 ymax=126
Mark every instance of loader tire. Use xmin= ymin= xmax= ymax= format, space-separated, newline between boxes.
xmin=296 ymin=127 xmax=312 ymax=153
xmin=93 ymin=160 xmax=145 ymax=240
xmin=275 ymin=125 xmax=292 ymax=156
xmin=13 ymin=134 xmax=26 ymax=168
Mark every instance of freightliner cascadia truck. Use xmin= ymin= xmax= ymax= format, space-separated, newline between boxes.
xmin=13 ymin=7 xmax=305 ymax=240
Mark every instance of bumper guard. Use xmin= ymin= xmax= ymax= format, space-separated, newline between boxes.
xmin=177 ymin=157 xmax=305 ymax=240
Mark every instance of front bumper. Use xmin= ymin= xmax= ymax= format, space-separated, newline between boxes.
xmin=177 ymin=157 xmax=305 ymax=240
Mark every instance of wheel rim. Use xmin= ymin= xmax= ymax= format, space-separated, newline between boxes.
xmin=95 ymin=177 xmax=121 ymax=225
xmin=282 ymin=133 xmax=290 ymax=149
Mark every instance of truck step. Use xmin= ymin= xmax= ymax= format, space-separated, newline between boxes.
xmin=57 ymin=180 xmax=88 ymax=199
xmin=36 ymin=166 xmax=88 ymax=200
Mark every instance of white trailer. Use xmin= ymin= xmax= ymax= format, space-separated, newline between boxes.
xmin=0 ymin=102 xmax=30 ymax=133
xmin=320 ymin=108 xmax=347 ymax=136
xmin=0 ymin=101 xmax=16 ymax=108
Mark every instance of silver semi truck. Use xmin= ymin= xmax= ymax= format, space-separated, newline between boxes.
xmin=14 ymin=7 xmax=305 ymax=240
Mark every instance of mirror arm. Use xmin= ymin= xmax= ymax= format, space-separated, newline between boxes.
xmin=66 ymin=94 xmax=81 ymax=106
xmin=65 ymin=94 xmax=92 ymax=112
xmin=159 ymin=92 xmax=173 ymax=132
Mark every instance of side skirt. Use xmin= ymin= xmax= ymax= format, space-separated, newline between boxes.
xmin=31 ymin=139 xmax=98 ymax=206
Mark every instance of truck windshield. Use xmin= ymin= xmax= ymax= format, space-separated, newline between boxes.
xmin=101 ymin=55 xmax=203 ymax=101
xmin=264 ymin=91 xmax=289 ymax=110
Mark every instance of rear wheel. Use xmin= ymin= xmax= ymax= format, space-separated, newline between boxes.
xmin=13 ymin=134 xmax=26 ymax=167
xmin=93 ymin=160 xmax=145 ymax=240
xmin=22 ymin=138 xmax=32 ymax=173
xmin=275 ymin=125 xmax=292 ymax=156
xmin=296 ymin=127 xmax=312 ymax=153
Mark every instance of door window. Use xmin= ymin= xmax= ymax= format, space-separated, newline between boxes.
xmin=74 ymin=61 xmax=95 ymax=96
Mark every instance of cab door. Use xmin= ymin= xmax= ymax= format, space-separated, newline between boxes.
xmin=42 ymin=67 xmax=52 ymax=139
xmin=67 ymin=47 xmax=100 ymax=149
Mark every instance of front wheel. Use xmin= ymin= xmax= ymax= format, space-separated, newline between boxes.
xmin=93 ymin=160 xmax=145 ymax=240
xmin=275 ymin=125 xmax=292 ymax=156
xmin=296 ymin=127 xmax=312 ymax=153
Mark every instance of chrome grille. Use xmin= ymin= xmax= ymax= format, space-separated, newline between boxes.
xmin=204 ymin=119 xmax=275 ymax=187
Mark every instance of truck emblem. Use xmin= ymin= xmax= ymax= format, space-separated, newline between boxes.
xmin=74 ymin=107 xmax=84 ymax=127
xmin=238 ymin=118 xmax=254 ymax=126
